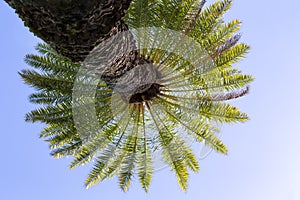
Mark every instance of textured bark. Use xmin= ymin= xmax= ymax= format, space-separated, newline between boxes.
xmin=5 ymin=0 xmax=132 ymax=62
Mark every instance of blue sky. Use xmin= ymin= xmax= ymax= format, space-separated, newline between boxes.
xmin=1 ymin=0 xmax=300 ymax=200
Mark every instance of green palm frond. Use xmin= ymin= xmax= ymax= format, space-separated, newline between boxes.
xmin=50 ymin=140 xmax=82 ymax=158
xmin=25 ymin=103 xmax=72 ymax=123
xmin=84 ymin=137 xmax=126 ymax=189
xmin=136 ymin=106 xmax=153 ymax=192
xmin=205 ymin=19 xmax=242 ymax=49
xmin=28 ymin=91 xmax=71 ymax=105
xmin=191 ymin=0 xmax=233 ymax=40
xmin=25 ymin=43 xmax=78 ymax=75
xmin=69 ymin=123 xmax=120 ymax=169
xmin=20 ymin=0 xmax=253 ymax=192
xmin=146 ymin=101 xmax=189 ymax=191
xmin=216 ymin=43 xmax=250 ymax=67
xmin=19 ymin=70 xmax=74 ymax=94
xmin=198 ymin=101 xmax=249 ymax=123
xmin=125 ymin=0 xmax=157 ymax=28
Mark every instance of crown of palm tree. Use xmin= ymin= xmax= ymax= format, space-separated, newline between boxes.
xmin=20 ymin=0 xmax=253 ymax=192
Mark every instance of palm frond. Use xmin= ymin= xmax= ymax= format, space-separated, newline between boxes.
xmin=29 ymin=91 xmax=71 ymax=105
xmin=146 ymin=102 xmax=192 ymax=191
xmin=25 ymin=103 xmax=72 ymax=123
xmin=152 ymin=97 xmax=228 ymax=154
xmin=190 ymin=0 xmax=233 ymax=40
xmin=205 ymin=19 xmax=242 ymax=50
xmin=137 ymin=107 xmax=153 ymax=192
xmin=216 ymin=43 xmax=250 ymax=67
xmin=69 ymin=123 xmax=119 ymax=169
xmin=19 ymin=70 xmax=74 ymax=94
xmin=24 ymin=54 xmax=78 ymax=76
xmin=50 ymin=140 xmax=82 ymax=158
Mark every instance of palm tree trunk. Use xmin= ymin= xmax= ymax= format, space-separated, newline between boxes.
xmin=5 ymin=0 xmax=132 ymax=62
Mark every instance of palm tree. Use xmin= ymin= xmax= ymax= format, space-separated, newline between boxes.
xmin=19 ymin=0 xmax=253 ymax=192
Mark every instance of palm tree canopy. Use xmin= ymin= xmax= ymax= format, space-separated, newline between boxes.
xmin=19 ymin=0 xmax=253 ymax=192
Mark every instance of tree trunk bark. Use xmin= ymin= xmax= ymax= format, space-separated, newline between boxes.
xmin=5 ymin=0 xmax=132 ymax=62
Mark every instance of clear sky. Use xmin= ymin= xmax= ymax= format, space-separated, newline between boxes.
xmin=1 ymin=0 xmax=300 ymax=200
